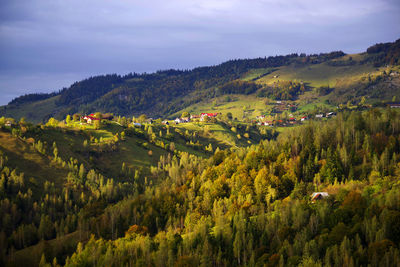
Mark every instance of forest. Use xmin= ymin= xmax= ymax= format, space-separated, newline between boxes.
xmin=1 ymin=107 xmax=400 ymax=266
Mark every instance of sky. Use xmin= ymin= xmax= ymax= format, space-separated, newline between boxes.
xmin=0 ymin=0 xmax=399 ymax=105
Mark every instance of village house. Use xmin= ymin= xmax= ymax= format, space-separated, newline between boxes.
xmin=181 ymin=117 xmax=190 ymax=122
xmin=326 ymin=112 xmax=336 ymax=117
xmin=256 ymin=115 xmax=265 ymax=120
xmin=83 ymin=115 xmax=100 ymax=124
xmin=311 ymin=192 xmax=329 ymax=203
xmin=388 ymin=103 xmax=400 ymax=108
xmin=315 ymin=114 xmax=324 ymax=118
xmin=82 ymin=113 xmax=113 ymax=124
xmin=5 ymin=120 xmax=13 ymax=127
xmin=301 ymin=116 xmax=308 ymax=121
xmin=174 ymin=117 xmax=189 ymax=124
xmin=200 ymin=113 xmax=219 ymax=121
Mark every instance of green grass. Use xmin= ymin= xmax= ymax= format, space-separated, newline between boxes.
xmin=173 ymin=95 xmax=269 ymax=120
xmin=95 ymin=136 xmax=164 ymax=176
xmin=0 ymin=131 xmax=69 ymax=190
xmin=173 ymin=121 xmax=260 ymax=149
xmin=296 ymin=102 xmax=336 ymax=114
xmin=255 ymin=61 xmax=376 ymax=88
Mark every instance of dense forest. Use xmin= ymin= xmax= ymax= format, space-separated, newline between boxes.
xmin=1 ymin=108 xmax=400 ymax=266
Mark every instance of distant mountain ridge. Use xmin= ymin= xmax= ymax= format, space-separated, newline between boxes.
xmin=1 ymin=39 xmax=400 ymax=123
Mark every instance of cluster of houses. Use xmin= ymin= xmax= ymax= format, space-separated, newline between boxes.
xmin=256 ymin=118 xmax=299 ymax=126
xmin=173 ymin=113 xmax=219 ymax=124
xmin=254 ymin=111 xmax=337 ymax=127
xmin=315 ymin=112 xmax=336 ymax=119
xmin=272 ymin=101 xmax=297 ymax=113
xmin=256 ymin=114 xmax=306 ymax=127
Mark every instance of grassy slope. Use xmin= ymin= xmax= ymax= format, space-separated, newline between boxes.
xmin=174 ymin=122 xmax=248 ymax=148
xmin=255 ymin=56 xmax=375 ymax=88
xmin=0 ymin=131 xmax=69 ymax=190
xmin=171 ymin=95 xmax=268 ymax=120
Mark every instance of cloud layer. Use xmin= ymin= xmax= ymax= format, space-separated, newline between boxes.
xmin=0 ymin=0 xmax=399 ymax=105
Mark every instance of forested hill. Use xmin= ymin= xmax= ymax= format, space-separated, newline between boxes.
xmin=2 ymin=108 xmax=400 ymax=266
xmin=1 ymin=39 xmax=400 ymax=123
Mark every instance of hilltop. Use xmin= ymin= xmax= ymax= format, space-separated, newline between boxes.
xmin=1 ymin=39 xmax=399 ymax=123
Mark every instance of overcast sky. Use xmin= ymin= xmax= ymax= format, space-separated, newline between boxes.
xmin=0 ymin=0 xmax=399 ymax=105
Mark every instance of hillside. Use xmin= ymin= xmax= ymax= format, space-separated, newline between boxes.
xmin=0 ymin=114 xmax=272 ymax=265
xmin=1 ymin=39 xmax=399 ymax=123
xmin=2 ymin=108 xmax=400 ymax=266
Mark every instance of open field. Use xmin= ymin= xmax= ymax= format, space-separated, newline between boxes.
xmin=171 ymin=95 xmax=269 ymax=120
xmin=255 ymin=61 xmax=376 ymax=88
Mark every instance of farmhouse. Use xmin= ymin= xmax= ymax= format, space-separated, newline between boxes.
xmin=326 ymin=112 xmax=336 ymax=117
xmin=311 ymin=192 xmax=329 ymax=203
xmin=256 ymin=115 xmax=265 ymax=120
xmin=82 ymin=113 xmax=113 ymax=124
xmin=388 ymin=103 xmax=400 ymax=108
xmin=174 ymin=117 xmax=190 ymax=124
xmin=200 ymin=113 xmax=219 ymax=121
xmin=83 ymin=115 xmax=100 ymax=124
